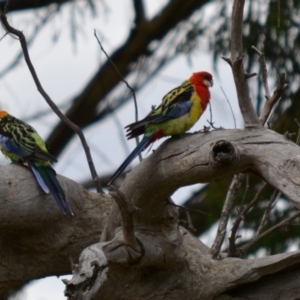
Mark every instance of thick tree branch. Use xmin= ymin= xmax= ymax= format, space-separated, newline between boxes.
xmin=1 ymin=128 xmax=300 ymax=298
xmin=0 ymin=164 xmax=111 ymax=298
xmin=62 ymin=128 xmax=300 ymax=298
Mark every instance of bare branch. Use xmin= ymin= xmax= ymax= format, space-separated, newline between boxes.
xmin=228 ymin=183 xmax=267 ymax=257
xmin=0 ymin=0 xmax=71 ymax=12
xmin=94 ymin=31 xmax=142 ymax=162
xmin=210 ymin=173 xmax=245 ymax=259
xmin=220 ymin=86 xmax=236 ymax=128
xmin=0 ymin=7 xmax=54 ymax=79
xmin=240 ymin=210 xmax=300 ymax=255
xmin=66 ymin=127 xmax=300 ymax=298
xmin=252 ymin=45 xmax=270 ymax=98
xmin=256 ymin=190 xmax=281 ymax=236
xmin=230 ymin=0 xmax=260 ymax=127
xmin=259 ymin=73 xmax=287 ymax=125
xmin=2 ymin=128 xmax=300 ymax=297
xmin=251 ymin=45 xmax=263 ymax=56
xmin=235 ymin=120 xmax=300 ymax=256
xmin=133 ymin=0 xmax=146 ymax=25
xmin=244 ymin=72 xmax=257 ymax=79
xmin=0 ymin=9 xmax=103 ymax=194
xmin=295 ymin=119 xmax=300 ymax=145
xmin=222 ymin=56 xmax=232 ymax=66
xmin=109 ymin=186 xmax=141 ymax=251
xmin=215 ymin=44 xmax=286 ymax=257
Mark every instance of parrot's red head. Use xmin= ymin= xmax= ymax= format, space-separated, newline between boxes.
xmin=189 ymin=71 xmax=213 ymax=111
xmin=189 ymin=71 xmax=213 ymax=88
xmin=0 ymin=110 xmax=9 ymax=120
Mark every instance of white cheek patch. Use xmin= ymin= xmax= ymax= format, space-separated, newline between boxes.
xmin=204 ymin=79 xmax=213 ymax=87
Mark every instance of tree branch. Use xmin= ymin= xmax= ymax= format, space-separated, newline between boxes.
xmin=0 ymin=0 xmax=71 ymax=12
xmin=240 ymin=210 xmax=300 ymax=255
xmin=109 ymin=186 xmax=142 ymax=252
xmin=259 ymin=73 xmax=287 ymax=125
xmin=132 ymin=0 xmax=146 ymax=25
xmin=0 ymin=164 xmax=111 ymax=298
xmin=228 ymin=182 xmax=267 ymax=257
xmin=211 ymin=173 xmax=245 ymax=259
xmin=0 ymin=9 xmax=103 ymax=194
xmin=2 ymin=128 xmax=300 ymax=298
xmin=230 ymin=0 xmax=260 ymax=127
xmin=94 ymin=32 xmax=142 ymax=161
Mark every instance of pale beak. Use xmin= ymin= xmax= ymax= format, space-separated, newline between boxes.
xmin=204 ymin=79 xmax=214 ymax=87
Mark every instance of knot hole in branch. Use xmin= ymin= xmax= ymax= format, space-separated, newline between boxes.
xmin=212 ymin=140 xmax=236 ymax=165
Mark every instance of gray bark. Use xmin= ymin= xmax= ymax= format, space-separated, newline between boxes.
xmin=0 ymin=128 xmax=299 ymax=299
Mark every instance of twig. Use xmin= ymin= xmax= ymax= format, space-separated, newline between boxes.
xmin=0 ymin=9 xmax=103 ymax=194
xmin=109 ymin=186 xmax=140 ymax=250
xmin=208 ymin=101 xmax=214 ymax=127
xmin=259 ymin=73 xmax=287 ymax=125
xmin=230 ymin=0 xmax=260 ymax=127
xmin=185 ymin=210 xmax=196 ymax=233
xmin=239 ymin=210 xmax=300 ymax=255
xmin=169 ymin=202 xmax=211 ymax=216
xmin=222 ymin=56 xmax=232 ymax=67
xmin=210 ymin=173 xmax=245 ymax=259
xmin=0 ymin=7 xmax=54 ymax=79
xmin=207 ymin=102 xmax=219 ymax=129
xmin=240 ymin=174 xmax=250 ymax=207
xmin=252 ymin=45 xmax=270 ymax=99
xmin=220 ymin=86 xmax=236 ymax=128
xmin=256 ymin=189 xmax=281 ymax=236
xmin=0 ymin=32 xmax=7 ymax=42
xmin=244 ymin=72 xmax=257 ymax=79
xmin=228 ymin=182 xmax=267 ymax=257
xmin=94 ymin=31 xmax=142 ymax=162
xmin=294 ymin=119 xmax=300 ymax=145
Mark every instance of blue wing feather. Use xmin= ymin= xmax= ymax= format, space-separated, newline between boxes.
xmin=0 ymin=134 xmax=30 ymax=157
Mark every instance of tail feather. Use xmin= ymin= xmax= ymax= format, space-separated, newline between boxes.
xmin=30 ymin=165 xmax=50 ymax=193
xmin=28 ymin=161 xmax=74 ymax=216
xmin=108 ymin=136 xmax=152 ymax=186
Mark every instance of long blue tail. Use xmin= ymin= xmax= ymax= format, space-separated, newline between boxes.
xmin=108 ymin=135 xmax=151 ymax=186
xmin=28 ymin=161 xmax=74 ymax=216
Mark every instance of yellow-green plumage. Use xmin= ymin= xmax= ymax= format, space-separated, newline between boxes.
xmin=109 ymin=71 xmax=213 ymax=185
xmin=147 ymin=84 xmax=203 ymax=136
xmin=0 ymin=111 xmax=73 ymax=215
